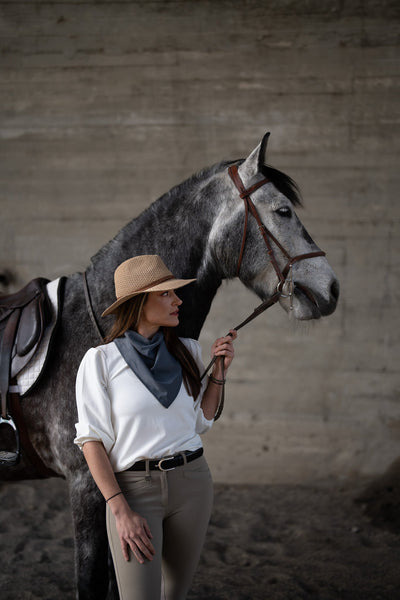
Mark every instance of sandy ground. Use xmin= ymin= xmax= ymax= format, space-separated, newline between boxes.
xmin=0 ymin=470 xmax=399 ymax=600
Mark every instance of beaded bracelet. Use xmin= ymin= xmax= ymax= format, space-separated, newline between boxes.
xmin=209 ymin=374 xmax=226 ymax=385
xmin=105 ymin=491 xmax=123 ymax=503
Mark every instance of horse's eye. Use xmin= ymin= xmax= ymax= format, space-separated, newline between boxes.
xmin=276 ymin=207 xmax=292 ymax=218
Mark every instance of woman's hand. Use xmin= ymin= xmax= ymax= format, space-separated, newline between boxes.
xmin=113 ymin=502 xmax=155 ymax=563
xmin=81 ymin=441 xmax=155 ymax=564
xmin=201 ymin=330 xmax=237 ymax=419
xmin=211 ymin=329 xmax=237 ymax=375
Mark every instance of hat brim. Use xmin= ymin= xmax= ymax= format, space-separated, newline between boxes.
xmin=101 ymin=277 xmax=196 ymax=317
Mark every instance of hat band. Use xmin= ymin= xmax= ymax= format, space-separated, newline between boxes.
xmin=117 ymin=274 xmax=175 ymax=299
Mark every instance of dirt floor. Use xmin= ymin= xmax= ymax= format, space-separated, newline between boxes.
xmin=0 ymin=467 xmax=399 ymax=600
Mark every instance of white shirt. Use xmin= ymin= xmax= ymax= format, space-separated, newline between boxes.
xmin=74 ymin=337 xmax=212 ymax=472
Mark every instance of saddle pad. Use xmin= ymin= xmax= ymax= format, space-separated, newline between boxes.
xmin=15 ymin=278 xmax=61 ymax=396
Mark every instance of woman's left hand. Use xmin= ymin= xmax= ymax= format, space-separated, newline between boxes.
xmin=211 ymin=329 xmax=237 ymax=373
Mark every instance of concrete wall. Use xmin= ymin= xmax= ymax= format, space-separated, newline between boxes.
xmin=1 ymin=0 xmax=399 ymax=484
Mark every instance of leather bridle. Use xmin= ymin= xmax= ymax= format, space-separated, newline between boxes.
xmin=201 ymin=166 xmax=327 ymax=419
xmin=228 ymin=164 xmax=326 ymax=295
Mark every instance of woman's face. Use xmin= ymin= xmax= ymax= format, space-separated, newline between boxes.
xmin=137 ymin=290 xmax=183 ymax=338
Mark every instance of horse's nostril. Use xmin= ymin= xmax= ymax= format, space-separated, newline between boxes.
xmin=330 ymin=280 xmax=340 ymax=303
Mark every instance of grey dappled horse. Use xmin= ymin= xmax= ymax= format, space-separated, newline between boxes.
xmin=0 ymin=134 xmax=339 ymax=599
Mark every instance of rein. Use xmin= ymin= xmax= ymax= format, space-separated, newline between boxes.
xmin=82 ymin=272 xmax=105 ymax=342
xmin=201 ymin=165 xmax=326 ymax=419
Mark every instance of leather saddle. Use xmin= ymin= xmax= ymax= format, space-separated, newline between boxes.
xmin=0 ymin=278 xmax=52 ymax=466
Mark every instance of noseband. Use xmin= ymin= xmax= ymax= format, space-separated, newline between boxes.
xmin=228 ymin=164 xmax=326 ymax=300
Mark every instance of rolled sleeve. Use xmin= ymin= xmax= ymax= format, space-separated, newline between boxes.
xmin=195 ymin=403 xmax=214 ymax=434
xmin=74 ymin=347 xmax=115 ymax=453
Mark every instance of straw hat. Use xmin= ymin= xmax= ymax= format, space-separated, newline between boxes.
xmin=101 ymin=255 xmax=196 ymax=317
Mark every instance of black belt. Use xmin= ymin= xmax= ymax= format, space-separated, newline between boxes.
xmin=127 ymin=448 xmax=204 ymax=472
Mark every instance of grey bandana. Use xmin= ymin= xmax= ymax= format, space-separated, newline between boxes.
xmin=114 ymin=330 xmax=182 ymax=408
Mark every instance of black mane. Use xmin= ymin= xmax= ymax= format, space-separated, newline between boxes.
xmin=154 ymin=158 xmax=302 ymax=209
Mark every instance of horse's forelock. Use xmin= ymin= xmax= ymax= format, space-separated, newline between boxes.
xmin=226 ymin=158 xmax=303 ymax=208
xmin=261 ymin=164 xmax=303 ymax=207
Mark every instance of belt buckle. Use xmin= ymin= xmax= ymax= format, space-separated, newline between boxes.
xmin=157 ymin=456 xmax=176 ymax=472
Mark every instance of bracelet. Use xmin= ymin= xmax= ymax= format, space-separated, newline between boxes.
xmin=105 ymin=491 xmax=123 ymax=503
xmin=209 ymin=374 xmax=226 ymax=386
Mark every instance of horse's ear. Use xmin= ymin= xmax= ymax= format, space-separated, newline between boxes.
xmin=238 ymin=132 xmax=271 ymax=183
xmin=258 ymin=132 xmax=270 ymax=170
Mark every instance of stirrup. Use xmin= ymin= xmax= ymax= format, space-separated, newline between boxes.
xmin=0 ymin=415 xmax=21 ymax=466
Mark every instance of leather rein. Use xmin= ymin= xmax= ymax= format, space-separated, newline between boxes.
xmin=201 ymin=165 xmax=326 ymax=418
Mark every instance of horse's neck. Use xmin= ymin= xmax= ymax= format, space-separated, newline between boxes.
xmin=86 ymin=178 xmax=223 ymax=339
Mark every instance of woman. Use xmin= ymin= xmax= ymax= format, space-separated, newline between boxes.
xmin=74 ymin=255 xmax=236 ymax=600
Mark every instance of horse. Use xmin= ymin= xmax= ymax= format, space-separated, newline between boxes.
xmin=0 ymin=133 xmax=339 ymax=599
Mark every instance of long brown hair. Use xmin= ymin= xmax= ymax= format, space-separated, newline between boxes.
xmin=104 ymin=294 xmax=201 ymax=400
xmin=104 ymin=293 xmax=148 ymax=343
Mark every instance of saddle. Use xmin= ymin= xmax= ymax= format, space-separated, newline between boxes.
xmin=0 ymin=278 xmax=54 ymax=469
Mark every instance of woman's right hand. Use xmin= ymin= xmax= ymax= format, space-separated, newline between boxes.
xmin=81 ymin=441 xmax=155 ymax=563
xmin=111 ymin=498 xmax=155 ymax=563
